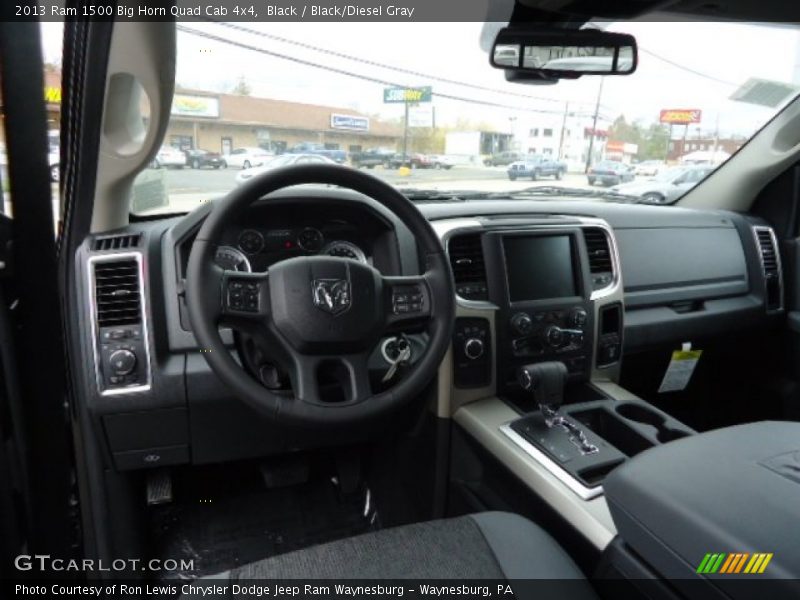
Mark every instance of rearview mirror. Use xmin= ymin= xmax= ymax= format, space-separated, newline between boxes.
xmin=491 ymin=28 xmax=637 ymax=78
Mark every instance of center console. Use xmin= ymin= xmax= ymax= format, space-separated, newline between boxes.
xmin=490 ymin=228 xmax=595 ymax=387
xmin=444 ymin=216 xmax=695 ymax=512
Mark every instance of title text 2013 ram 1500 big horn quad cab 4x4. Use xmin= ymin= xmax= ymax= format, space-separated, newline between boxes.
xmin=2 ymin=3 xmax=800 ymax=600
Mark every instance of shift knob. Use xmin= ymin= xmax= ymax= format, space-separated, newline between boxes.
xmin=517 ymin=361 xmax=568 ymax=416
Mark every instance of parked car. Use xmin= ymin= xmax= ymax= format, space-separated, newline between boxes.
xmin=428 ymin=154 xmax=457 ymax=169
xmin=225 ymin=147 xmax=273 ymax=169
xmin=611 ymin=165 xmax=714 ymax=204
xmin=150 ymin=145 xmax=186 ymax=169
xmin=234 ymin=153 xmax=336 ymax=185
xmin=288 ymin=142 xmax=347 ymax=163
xmin=633 ymin=160 xmax=664 ymax=177
xmin=587 ymin=160 xmax=635 ymax=186
xmin=484 ymin=151 xmax=522 ymax=167
xmin=507 ymin=155 xmax=567 ymax=180
xmin=185 ymin=149 xmax=226 ymax=169
xmin=349 ymin=148 xmax=395 ymax=168
xmin=385 ymin=153 xmax=433 ymax=169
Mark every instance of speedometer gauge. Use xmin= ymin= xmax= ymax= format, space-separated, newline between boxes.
xmin=321 ymin=241 xmax=367 ymax=263
xmin=214 ymin=246 xmax=252 ymax=272
xmin=237 ymin=229 xmax=264 ymax=254
xmin=297 ymin=227 xmax=324 ymax=252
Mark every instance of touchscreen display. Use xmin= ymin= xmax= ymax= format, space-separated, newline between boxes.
xmin=503 ymin=235 xmax=577 ymax=301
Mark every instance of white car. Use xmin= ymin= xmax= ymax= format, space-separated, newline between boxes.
xmin=428 ymin=154 xmax=457 ymax=169
xmin=151 ymin=146 xmax=186 ymax=169
xmin=612 ymin=166 xmax=713 ymax=204
xmin=634 ymin=160 xmax=664 ymax=177
xmin=235 ymin=154 xmax=335 ymax=186
xmin=225 ymin=147 xmax=273 ymax=170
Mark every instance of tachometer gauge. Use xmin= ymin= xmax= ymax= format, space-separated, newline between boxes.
xmin=214 ymin=246 xmax=251 ymax=272
xmin=297 ymin=227 xmax=324 ymax=253
xmin=321 ymin=241 xmax=367 ymax=263
xmin=237 ymin=229 xmax=265 ymax=254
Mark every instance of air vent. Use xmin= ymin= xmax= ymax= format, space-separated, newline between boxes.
xmin=94 ymin=259 xmax=142 ymax=327
xmin=93 ymin=233 xmax=142 ymax=251
xmin=448 ymin=233 xmax=488 ymax=300
xmin=582 ymin=227 xmax=614 ymax=291
xmin=754 ymin=226 xmax=782 ymax=311
xmin=583 ymin=228 xmax=612 ymax=273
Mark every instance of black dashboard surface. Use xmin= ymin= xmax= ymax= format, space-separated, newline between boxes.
xmin=79 ymin=190 xmax=781 ymax=469
xmin=154 ymin=194 xmax=775 ymax=355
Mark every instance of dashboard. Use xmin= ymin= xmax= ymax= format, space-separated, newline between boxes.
xmin=73 ymin=188 xmax=784 ymax=471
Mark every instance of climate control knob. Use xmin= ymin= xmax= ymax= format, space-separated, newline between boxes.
xmin=464 ymin=338 xmax=485 ymax=360
xmin=570 ymin=308 xmax=588 ymax=328
xmin=108 ymin=349 xmax=137 ymax=376
xmin=543 ymin=325 xmax=565 ymax=348
xmin=510 ymin=312 xmax=533 ymax=336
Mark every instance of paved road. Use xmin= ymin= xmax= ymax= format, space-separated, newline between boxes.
xmin=140 ymin=164 xmax=599 ymax=215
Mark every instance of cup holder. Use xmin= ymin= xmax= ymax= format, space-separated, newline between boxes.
xmin=615 ymin=403 xmax=689 ymax=444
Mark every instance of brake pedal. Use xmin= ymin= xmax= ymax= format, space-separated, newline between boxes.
xmin=146 ymin=469 xmax=173 ymax=506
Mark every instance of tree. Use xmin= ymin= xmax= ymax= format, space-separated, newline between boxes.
xmin=639 ymin=123 xmax=670 ymax=161
xmin=230 ymin=76 xmax=251 ymax=96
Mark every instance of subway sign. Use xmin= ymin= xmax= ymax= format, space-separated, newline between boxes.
xmin=384 ymin=86 xmax=433 ymax=103
xmin=659 ymin=108 xmax=702 ymax=124
xmin=330 ymin=114 xmax=370 ymax=132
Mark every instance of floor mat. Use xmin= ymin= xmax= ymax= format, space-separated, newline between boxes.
xmin=150 ymin=470 xmax=379 ymax=580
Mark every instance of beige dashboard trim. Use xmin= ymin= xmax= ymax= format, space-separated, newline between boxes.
xmin=454 ymin=397 xmax=617 ymax=551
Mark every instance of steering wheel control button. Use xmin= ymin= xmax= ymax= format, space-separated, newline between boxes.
xmin=393 ymin=284 xmax=424 ymax=314
xmin=226 ymin=279 xmax=260 ymax=312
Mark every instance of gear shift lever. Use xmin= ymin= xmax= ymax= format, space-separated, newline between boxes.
xmin=517 ymin=361 xmax=568 ymax=423
xmin=517 ymin=361 xmax=598 ymax=454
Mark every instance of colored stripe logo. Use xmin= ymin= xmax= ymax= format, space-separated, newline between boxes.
xmin=697 ymin=553 xmax=773 ymax=574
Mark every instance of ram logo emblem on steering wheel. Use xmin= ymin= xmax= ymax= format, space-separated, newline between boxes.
xmin=312 ymin=279 xmax=351 ymax=315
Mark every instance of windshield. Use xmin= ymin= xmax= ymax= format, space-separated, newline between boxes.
xmin=100 ymin=20 xmax=799 ymax=213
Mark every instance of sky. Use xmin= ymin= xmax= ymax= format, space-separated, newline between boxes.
xmin=40 ymin=20 xmax=800 ymax=140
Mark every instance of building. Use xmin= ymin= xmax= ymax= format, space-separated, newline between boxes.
xmin=166 ymin=90 xmax=402 ymax=155
xmin=510 ymin=111 xmax=613 ymax=171
xmin=667 ymin=137 xmax=744 ymax=162
xmin=2 ymin=69 xmax=403 ymax=156
xmin=444 ymin=130 xmax=514 ymax=163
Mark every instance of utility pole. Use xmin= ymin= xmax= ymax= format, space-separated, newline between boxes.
xmin=558 ymin=101 xmax=569 ymax=160
xmin=585 ymin=77 xmax=604 ymax=173
xmin=402 ymin=100 xmax=409 ymax=164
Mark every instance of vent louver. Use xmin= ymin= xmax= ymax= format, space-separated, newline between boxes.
xmin=94 ymin=259 xmax=142 ymax=327
xmin=754 ymin=226 xmax=782 ymax=311
xmin=583 ymin=228 xmax=613 ymax=274
xmin=448 ymin=233 xmax=488 ymax=300
xmin=93 ymin=234 xmax=142 ymax=251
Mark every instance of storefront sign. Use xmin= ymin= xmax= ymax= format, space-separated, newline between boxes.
xmin=383 ymin=86 xmax=432 ymax=103
xmin=659 ymin=108 xmax=702 ymax=125
xmin=171 ymin=94 xmax=220 ymax=118
xmin=330 ymin=113 xmax=369 ymax=131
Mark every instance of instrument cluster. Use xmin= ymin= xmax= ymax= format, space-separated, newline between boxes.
xmin=214 ymin=222 xmax=369 ymax=273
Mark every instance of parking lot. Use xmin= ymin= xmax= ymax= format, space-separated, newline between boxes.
xmin=147 ymin=164 xmax=596 ymax=214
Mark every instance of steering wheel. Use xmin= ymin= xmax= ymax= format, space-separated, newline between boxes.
xmin=185 ymin=164 xmax=455 ymax=426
